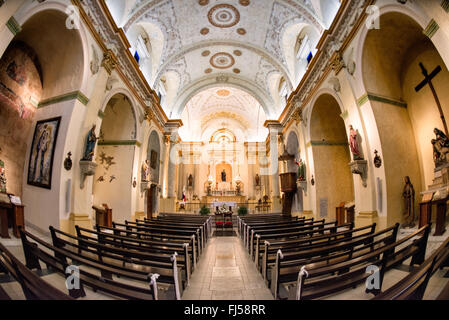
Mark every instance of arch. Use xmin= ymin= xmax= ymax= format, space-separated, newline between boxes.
xmin=359 ymin=9 xmax=449 ymax=227
xmin=93 ymin=92 xmax=139 ymax=223
xmin=14 ymin=3 xmax=89 ymax=98
xmin=171 ymin=75 xmax=275 ymax=119
xmin=309 ymin=93 xmax=354 ymax=220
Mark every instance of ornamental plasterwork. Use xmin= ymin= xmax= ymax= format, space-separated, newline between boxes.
xmin=164 ymin=57 xmax=191 ymax=96
xmin=255 ymin=58 xmax=280 ymax=94
xmin=127 ymin=0 xmax=182 ymax=69
xmin=282 ymin=0 xmax=369 ymax=126
xmin=264 ymin=1 xmax=310 ymax=69
xmin=79 ymin=0 xmax=165 ymax=128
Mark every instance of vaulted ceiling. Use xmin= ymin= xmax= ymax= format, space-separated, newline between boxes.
xmin=105 ymin=0 xmax=340 ymax=126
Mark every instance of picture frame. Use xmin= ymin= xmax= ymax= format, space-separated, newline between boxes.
xmin=27 ymin=117 xmax=61 ymax=189
xmin=150 ymin=150 xmax=157 ymax=169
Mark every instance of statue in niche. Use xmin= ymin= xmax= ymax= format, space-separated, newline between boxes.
xmin=0 ymin=160 xmax=6 ymax=193
xmin=236 ymin=182 xmax=241 ymax=195
xmin=295 ymin=158 xmax=307 ymax=181
xmin=221 ymin=169 xmax=226 ymax=182
xmin=188 ymin=174 xmax=193 ymax=187
xmin=402 ymin=176 xmax=416 ymax=228
xmin=141 ymin=160 xmax=150 ymax=181
xmin=349 ymin=125 xmax=364 ymax=160
xmin=255 ymin=174 xmax=260 ymax=187
xmin=82 ymin=125 xmax=99 ymax=161
xmin=432 ymin=128 xmax=449 ymax=166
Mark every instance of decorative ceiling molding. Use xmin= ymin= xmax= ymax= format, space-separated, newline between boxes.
xmin=280 ymin=0 xmax=373 ymax=126
xmin=76 ymin=0 xmax=167 ymax=129
xmin=210 ymin=52 xmax=236 ymax=69
xmin=154 ymin=40 xmax=292 ymax=89
xmin=208 ymin=4 xmax=241 ymax=28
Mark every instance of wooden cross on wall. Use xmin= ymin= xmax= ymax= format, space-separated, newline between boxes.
xmin=415 ymin=62 xmax=447 ymax=135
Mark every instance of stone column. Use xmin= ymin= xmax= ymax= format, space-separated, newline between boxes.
xmin=163 ymin=120 xmax=183 ymax=212
xmin=265 ymin=121 xmax=283 ymax=212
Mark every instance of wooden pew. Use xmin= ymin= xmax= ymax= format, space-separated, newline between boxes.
xmin=247 ymin=219 xmax=327 ymax=254
xmin=135 ymin=218 xmax=208 ymax=251
xmin=292 ymin=225 xmax=430 ymax=300
xmin=147 ymin=216 xmax=212 ymax=239
xmin=98 ymin=224 xmax=198 ymax=267
xmin=373 ymin=235 xmax=449 ymax=300
xmin=114 ymin=221 xmax=202 ymax=259
xmin=20 ymin=228 xmax=178 ymax=300
xmin=49 ymin=226 xmax=185 ymax=299
xmin=260 ymin=224 xmax=376 ymax=281
xmin=0 ymin=242 xmax=73 ymax=300
xmin=250 ymin=221 xmax=346 ymax=261
xmin=76 ymin=225 xmax=192 ymax=286
xmin=238 ymin=215 xmax=300 ymax=238
xmin=243 ymin=218 xmax=312 ymax=248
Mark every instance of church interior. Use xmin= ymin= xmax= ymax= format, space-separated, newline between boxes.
xmin=1 ymin=0 xmax=449 ymax=302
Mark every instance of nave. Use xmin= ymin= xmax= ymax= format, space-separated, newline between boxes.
xmin=1 ymin=213 xmax=449 ymax=301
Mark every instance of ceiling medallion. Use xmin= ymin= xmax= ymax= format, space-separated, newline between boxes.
xmin=210 ymin=52 xmax=235 ymax=69
xmin=208 ymin=4 xmax=240 ymax=28
xmin=237 ymin=28 xmax=246 ymax=35
xmin=200 ymin=27 xmax=209 ymax=35
xmin=202 ymin=50 xmax=211 ymax=57
xmin=205 ymin=68 xmax=213 ymax=74
xmin=239 ymin=0 xmax=250 ymax=6
xmin=233 ymin=50 xmax=242 ymax=56
xmin=199 ymin=0 xmax=209 ymax=5
xmin=233 ymin=68 xmax=241 ymax=74
xmin=217 ymin=89 xmax=230 ymax=97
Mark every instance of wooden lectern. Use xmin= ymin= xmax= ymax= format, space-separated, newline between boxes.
xmin=419 ymin=192 xmax=433 ymax=229
xmin=336 ymin=202 xmax=346 ymax=226
xmin=432 ymin=196 xmax=448 ymax=236
xmin=92 ymin=204 xmax=112 ymax=228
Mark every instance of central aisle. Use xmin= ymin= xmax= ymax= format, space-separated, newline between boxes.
xmin=182 ymin=236 xmax=274 ymax=300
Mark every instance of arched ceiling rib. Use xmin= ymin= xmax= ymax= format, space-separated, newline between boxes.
xmin=106 ymin=0 xmax=338 ymax=118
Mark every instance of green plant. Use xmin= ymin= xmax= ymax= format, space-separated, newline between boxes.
xmin=238 ymin=206 xmax=248 ymax=216
xmin=200 ymin=205 xmax=210 ymax=216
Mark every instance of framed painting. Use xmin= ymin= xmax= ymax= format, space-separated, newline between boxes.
xmin=27 ymin=117 xmax=61 ymax=189
xmin=150 ymin=150 xmax=157 ymax=169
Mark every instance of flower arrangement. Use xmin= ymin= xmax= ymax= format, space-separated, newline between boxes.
xmin=218 ymin=204 xmax=228 ymax=214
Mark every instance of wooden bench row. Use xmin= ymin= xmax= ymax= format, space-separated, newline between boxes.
xmin=0 ymin=242 xmax=73 ymax=300
xmin=290 ymin=225 xmax=430 ymax=300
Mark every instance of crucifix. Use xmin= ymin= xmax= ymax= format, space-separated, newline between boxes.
xmin=415 ymin=62 xmax=447 ymax=136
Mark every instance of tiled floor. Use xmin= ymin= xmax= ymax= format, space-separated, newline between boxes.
xmin=182 ymin=236 xmax=274 ymax=300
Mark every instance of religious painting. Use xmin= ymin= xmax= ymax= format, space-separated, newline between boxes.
xmin=150 ymin=150 xmax=158 ymax=169
xmin=27 ymin=117 xmax=61 ymax=189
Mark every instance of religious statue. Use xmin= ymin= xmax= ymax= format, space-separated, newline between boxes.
xmin=432 ymin=128 xmax=449 ymax=166
xmin=255 ymin=174 xmax=260 ymax=187
xmin=221 ymin=169 xmax=226 ymax=182
xmin=295 ymin=158 xmax=306 ymax=181
xmin=0 ymin=160 xmax=6 ymax=194
xmin=236 ymin=182 xmax=241 ymax=195
xmin=402 ymin=176 xmax=415 ymax=228
xmin=349 ymin=125 xmax=364 ymax=160
xmin=82 ymin=124 xmax=99 ymax=161
xmin=188 ymin=174 xmax=193 ymax=187
xmin=141 ymin=160 xmax=150 ymax=181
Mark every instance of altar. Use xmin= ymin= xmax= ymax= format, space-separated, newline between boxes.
xmin=202 ymin=195 xmax=247 ymax=206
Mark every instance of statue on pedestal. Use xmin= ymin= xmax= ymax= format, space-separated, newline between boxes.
xmin=432 ymin=128 xmax=449 ymax=166
xmin=188 ymin=174 xmax=193 ymax=187
xmin=82 ymin=124 xmax=99 ymax=161
xmin=402 ymin=176 xmax=415 ymax=228
xmin=295 ymin=158 xmax=306 ymax=181
xmin=141 ymin=160 xmax=150 ymax=181
xmin=255 ymin=174 xmax=260 ymax=187
xmin=349 ymin=125 xmax=364 ymax=160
